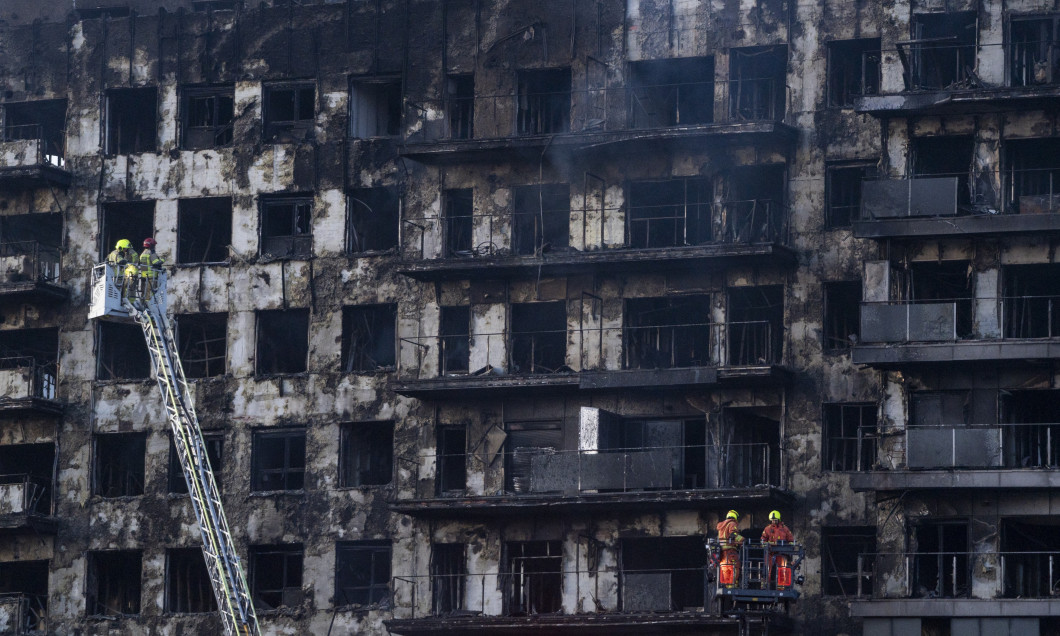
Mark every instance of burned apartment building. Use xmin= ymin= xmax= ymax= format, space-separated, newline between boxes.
xmin=3 ymin=0 xmax=1060 ymax=635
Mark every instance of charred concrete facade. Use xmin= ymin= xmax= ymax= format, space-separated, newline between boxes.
xmin=0 ymin=0 xmax=1058 ymax=635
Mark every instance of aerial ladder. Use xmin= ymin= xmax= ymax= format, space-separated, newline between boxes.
xmin=90 ymin=262 xmax=260 ymax=636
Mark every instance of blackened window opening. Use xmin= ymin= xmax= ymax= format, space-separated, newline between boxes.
xmin=1001 ymin=390 xmax=1060 ymax=469
xmin=252 ymin=430 xmax=306 ymax=492
xmin=256 ymin=309 xmax=309 ymax=375
xmin=505 ymin=541 xmax=561 ymax=616
xmin=0 ymin=560 xmax=48 ymax=631
xmin=627 ymin=178 xmax=712 ymax=248
xmin=1001 ymin=519 xmax=1060 ymax=598
xmin=87 ymin=551 xmax=142 ymax=616
xmin=821 ymin=527 xmax=875 ymax=596
xmin=0 ymin=327 xmax=58 ymax=399
xmin=512 ymin=184 xmax=570 ymax=255
xmin=624 ymin=295 xmax=712 ymax=369
xmin=721 ymin=410 xmax=780 ymax=487
xmin=729 ymin=46 xmax=786 ymax=121
xmin=444 ymin=188 xmax=474 ymax=256
xmin=0 ymin=213 xmax=62 ymax=284
xmin=3 ymin=99 xmax=67 ymax=163
xmin=912 ymin=136 xmax=975 ymax=208
xmin=339 ymin=421 xmax=393 ymax=487
xmin=264 ymin=84 xmax=314 ymax=142
xmin=913 ymin=521 xmax=969 ymax=598
xmin=176 ymin=313 xmax=227 ymax=378
xmin=106 ymin=88 xmax=157 ymax=155
xmin=906 ymin=12 xmax=977 ymax=90
xmin=1010 ymin=17 xmax=1060 ymax=87
xmin=261 ymin=196 xmax=312 ymax=258
xmin=826 ymin=164 xmax=871 ymax=228
xmin=94 ymin=433 xmax=146 ymax=498
xmin=100 ymin=201 xmax=154 ymax=262
xmin=97 ymin=322 xmax=151 ymax=380
xmin=0 ymin=443 xmax=54 ymax=514
xmin=168 ymin=433 xmax=223 ymax=494
xmin=166 ymin=548 xmax=217 ymax=613
xmin=824 ymin=281 xmax=862 ymax=350
xmin=182 ymin=87 xmax=234 ymax=149
xmin=177 ymin=197 xmax=232 ymax=264
xmin=603 ymin=419 xmax=707 ymax=489
xmin=436 ymin=426 xmax=467 ymax=495
xmin=341 ymin=304 xmax=397 ymax=372
xmin=621 ymin=537 xmax=706 ymax=610
xmin=439 ymin=305 xmax=470 ymax=374
xmin=517 ymin=68 xmax=571 ymax=135
xmin=828 ymin=39 xmax=881 ymax=107
xmin=628 ymin=57 xmax=714 ymax=128
xmin=722 ymin=165 xmax=786 ymax=243
xmin=432 ymin=543 xmax=467 ymax=614
xmin=509 ymin=301 xmax=566 ymax=374
xmin=823 ymin=403 xmax=877 ymax=471
xmin=728 ymin=286 xmax=783 ymax=364
xmin=447 ymin=75 xmax=474 ymax=139
xmin=335 ymin=541 xmax=391 ymax=607
xmin=348 ymin=187 xmax=400 ymax=253
xmin=1004 ymin=138 xmax=1060 ymax=214
xmin=250 ymin=544 xmax=303 ymax=611
xmin=901 ymin=261 xmax=974 ymax=338
xmin=505 ymin=421 xmax=563 ymax=493
xmin=350 ymin=78 xmax=401 ymax=138
xmin=1003 ymin=264 xmax=1060 ymax=339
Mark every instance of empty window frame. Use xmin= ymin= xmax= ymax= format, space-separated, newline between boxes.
xmin=1004 ymin=138 xmax=1060 ymax=214
xmin=347 ymin=187 xmax=400 ymax=253
xmin=1010 ymin=16 xmax=1060 ymax=87
xmin=432 ymin=543 xmax=467 ymax=614
xmin=827 ymin=39 xmax=881 ymax=107
xmin=621 ymin=537 xmax=706 ymax=610
xmin=341 ymin=304 xmax=397 ymax=372
xmin=168 ymin=432 xmax=223 ymax=494
xmin=826 ymin=164 xmax=872 ymax=228
xmin=603 ymin=418 xmax=707 ymax=489
xmin=0 ymin=560 xmax=48 ymax=631
xmin=87 ymin=550 xmax=142 ymax=616
xmin=263 ymin=83 xmax=315 ymax=142
xmin=339 ymin=421 xmax=393 ymax=487
xmin=166 ymin=548 xmax=217 ymax=613
xmin=2 ymin=99 xmax=67 ymax=164
xmin=627 ymin=178 xmax=712 ymax=248
xmin=721 ymin=409 xmax=781 ymax=487
xmin=251 ymin=429 xmax=306 ymax=492
xmin=906 ymin=12 xmax=977 ymax=90
xmin=1003 ymin=263 xmax=1060 ymax=339
xmin=727 ymin=286 xmax=784 ymax=365
xmin=250 ymin=544 xmax=304 ymax=611
xmin=512 ymin=184 xmax=570 ymax=255
xmin=1000 ymin=390 xmax=1060 ymax=468
xmin=260 ymin=195 xmax=313 ymax=258
xmin=822 ymin=403 xmax=877 ymax=471
xmin=0 ymin=213 xmax=62 ymax=285
xmin=436 ymin=426 xmax=467 ymax=495
xmin=447 ymin=74 xmax=474 ymax=139
xmin=100 ymin=201 xmax=155 ymax=262
xmin=729 ymin=46 xmax=786 ymax=121
xmin=97 ymin=322 xmax=152 ymax=380
xmin=509 ymin=301 xmax=567 ymax=374
xmin=824 ymin=281 xmax=862 ymax=350
xmin=182 ymin=86 xmax=234 ymax=149
xmin=1000 ymin=519 xmax=1060 ymax=598
xmin=517 ymin=68 xmax=571 ymax=135
xmin=106 ymin=88 xmax=157 ymax=154
xmin=821 ymin=527 xmax=875 ymax=596
xmin=505 ymin=541 xmax=561 ymax=615
xmin=624 ymin=295 xmax=712 ymax=369
xmin=177 ymin=197 xmax=232 ymax=264
xmin=721 ymin=165 xmax=786 ymax=243
xmin=444 ymin=188 xmax=474 ymax=257
xmin=912 ymin=135 xmax=975 ymax=208
xmin=335 ymin=541 xmax=391 ymax=607
xmin=898 ymin=260 xmax=975 ymax=337
xmin=439 ymin=305 xmax=470 ymax=375
xmin=628 ymin=57 xmax=714 ymax=128
xmin=176 ymin=313 xmax=228 ymax=379
xmin=0 ymin=327 xmax=58 ymax=400
xmin=505 ymin=420 xmax=563 ymax=493
xmin=912 ymin=521 xmax=969 ymax=598
xmin=0 ymin=443 xmax=55 ymax=515
xmin=350 ymin=77 xmax=401 ymax=138
xmin=94 ymin=433 xmax=146 ymax=498
xmin=255 ymin=309 xmax=309 ymax=375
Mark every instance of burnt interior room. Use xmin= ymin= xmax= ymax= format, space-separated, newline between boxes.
xmin=821 ymin=527 xmax=876 ymax=596
xmin=250 ymin=544 xmax=303 ymax=610
xmin=827 ymin=164 xmax=872 ymax=227
xmin=100 ymin=201 xmax=154 ymax=261
xmin=721 ymin=408 xmax=781 ymax=487
xmin=505 ymin=420 xmax=563 ymax=493
xmin=350 ymin=77 xmax=402 ymax=138
xmin=627 ymin=178 xmax=712 ymax=249
xmin=256 ymin=310 xmax=309 ymax=375
xmin=1009 ymin=16 xmax=1060 ymax=87
xmin=509 ymin=301 xmax=567 ymax=373
xmin=828 ymin=39 xmax=881 ymax=107
xmin=512 ymin=184 xmax=570 ymax=255
xmin=263 ymin=84 xmax=314 ymax=142
xmin=446 ymin=74 xmax=474 ymax=139
xmin=0 ymin=443 xmax=55 ymax=513
xmin=339 ymin=421 xmax=393 ymax=487
xmin=602 ymin=418 xmax=707 ymax=489
xmin=727 ymin=286 xmax=783 ymax=364
xmin=623 ymin=295 xmax=712 ymax=369
xmin=177 ymin=312 xmax=228 ymax=378
xmin=906 ymin=12 xmax=977 ymax=90
xmin=2 ymin=99 xmax=66 ymax=159
xmin=912 ymin=520 xmax=968 ymax=598
xmin=1003 ymin=264 xmax=1060 ymax=339
xmin=444 ymin=188 xmax=474 ymax=256
xmin=0 ymin=327 xmax=57 ymax=365
xmin=0 ymin=560 xmax=48 ymax=628
xmin=823 ymin=403 xmax=877 ymax=472
xmin=106 ymin=88 xmax=157 ymax=155
xmin=431 ymin=543 xmax=467 ymax=614
xmin=260 ymin=196 xmax=312 ymax=258
xmin=824 ymin=281 xmax=862 ymax=350
xmin=182 ymin=87 xmax=234 ymax=149
xmin=628 ymin=57 xmax=715 ymax=128
xmin=335 ymin=541 xmax=390 ymax=607
xmin=177 ymin=197 xmax=232 ymax=264
xmin=505 ymin=540 xmax=562 ymax=615
xmin=168 ymin=434 xmax=223 ymax=494
xmin=1004 ymin=138 xmax=1060 ymax=213
xmin=517 ymin=68 xmax=571 ymax=135
xmin=341 ymin=305 xmax=397 ymax=372
xmin=1001 ymin=518 xmax=1060 ymax=598
xmin=724 ymin=165 xmax=785 ymax=242
xmin=912 ymin=136 xmax=975 ymax=208
xmin=0 ymin=213 xmax=62 ymax=248
xmin=166 ymin=547 xmax=217 ymax=613
xmin=348 ymin=187 xmax=400 ymax=253
xmin=94 ymin=433 xmax=146 ymax=498
xmin=621 ymin=536 xmax=706 ymax=610
xmin=729 ymin=46 xmax=786 ymax=121
xmin=1001 ymin=390 xmax=1060 ymax=468
xmin=897 ymin=260 xmax=974 ymax=338
xmin=436 ymin=426 xmax=467 ymax=495
xmin=439 ymin=305 xmax=470 ymax=375
xmin=96 ymin=322 xmax=151 ymax=380
xmin=909 ymin=389 xmax=996 ymax=428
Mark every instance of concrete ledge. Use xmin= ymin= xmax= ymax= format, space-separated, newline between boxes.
xmin=852 ymin=340 xmax=1060 ymax=366
xmin=850 ymin=598 xmax=1060 ymax=617
xmin=850 ymin=469 xmax=1060 ymax=491
xmin=853 ymin=213 xmax=1060 ymax=239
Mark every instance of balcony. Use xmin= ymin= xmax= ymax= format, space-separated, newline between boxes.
xmin=0 ymin=124 xmax=71 ymax=189
xmin=389 ymin=320 xmax=788 ymax=399
xmin=0 ymin=359 xmax=61 ymax=417
xmin=0 ymin=593 xmax=48 ymax=635
xmin=0 ymin=242 xmax=66 ymax=303
xmin=0 ymin=475 xmax=56 ymax=534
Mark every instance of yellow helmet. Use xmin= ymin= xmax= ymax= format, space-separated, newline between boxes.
xmin=769 ymin=510 xmax=782 ymax=521
xmin=116 ymin=239 xmax=132 ymax=250
xmin=726 ymin=510 xmax=739 ymax=520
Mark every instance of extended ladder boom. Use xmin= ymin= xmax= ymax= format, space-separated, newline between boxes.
xmin=121 ymin=273 xmax=260 ymax=636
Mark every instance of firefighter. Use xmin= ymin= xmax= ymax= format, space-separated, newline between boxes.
xmin=106 ymin=239 xmax=137 ymax=267
xmin=761 ymin=510 xmax=794 ymax=589
xmin=138 ymin=237 xmax=164 ymax=296
xmin=716 ymin=509 xmax=745 ymax=588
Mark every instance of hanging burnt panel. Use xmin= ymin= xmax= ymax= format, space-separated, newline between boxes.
xmin=93 ymin=433 xmax=146 ymax=498
xmin=827 ymin=39 xmax=881 ymax=108
xmin=264 ymin=83 xmax=315 ymax=142
xmin=341 ymin=304 xmax=397 ymax=372
xmin=621 ymin=537 xmax=706 ymax=610
xmin=444 ymin=188 xmax=474 ymax=257
xmin=86 ymin=550 xmax=142 ymax=616
xmin=176 ymin=311 xmax=229 ymax=379
xmin=627 ymin=178 xmax=712 ymax=248
xmin=432 ymin=543 xmax=467 ymax=614
xmin=912 ymin=521 xmax=969 ymax=599
xmin=166 ymin=548 xmax=217 ymax=613
xmin=181 ymin=86 xmax=234 ymax=149
xmin=260 ymin=195 xmax=313 ymax=258
xmin=727 ymin=286 xmax=783 ymax=365
xmin=628 ymin=57 xmax=714 ymax=128
xmin=348 ymin=187 xmax=400 ymax=253
xmin=0 ymin=560 xmax=48 ymax=631
xmin=97 ymin=322 xmax=151 ymax=380
xmin=723 ymin=165 xmax=785 ymax=243
xmin=509 ymin=301 xmax=566 ymax=374
xmin=255 ymin=309 xmax=309 ymax=375
xmin=105 ymin=88 xmax=157 ymax=155
xmin=447 ymin=75 xmax=475 ymax=139
xmin=177 ymin=197 xmax=232 ymax=264
xmin=729 ymin=46 xmax=786 ymax=121
xmin=350 ymin=77 xmax=401 ymax=138
xmin=1010 ymin=16 xmax=1060 ymax=87
xmin=2 ymin=99 xmax=67 ymax=162
xmin=100 ymin=201 xmax=154 ymax=262
xmin=517 ymin=68 xmax=572 ymax=135
xmin=439 ymin=306 xmax=470 ymax=375
xmin=1001 ymin=390 xmax=1060 ymax=469
xmin=512 ymin=184 xmax=570 ymax=255
xmin=905 ymin=12 xmax=977 ymax=90
xmin=436 ymin=426 xmax=467 ymax=495
xmin=1004 ymin=138 xmax=1060 ymax=215
xmin=0 ymin=443 xmax=55 ymax=514
xmin=505 ymin=541 xmax=562 ymax=616
xmin=505 ymin=421 xmax=563 ymax=493
xmin=623 ymin=295 xmax=712 ymax=369
xmin=721 ymin=410 xmax=780 ymax=487
xmin=821 ymin=527 xmax=875 ymax=596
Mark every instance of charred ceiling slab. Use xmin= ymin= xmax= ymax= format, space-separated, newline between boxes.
xmin=386 ymin=611 xmax=793 ymax=636
xmin=853 ymin=212 xmax=1060 ymax=239
xmin=850 ymin=598 xmax=1060 ymax=618
xmin=849 ymin=469 xmax=1060 ymax=492
xmin=855 ymin=85 xmax=1060 ymax=117
xmin=851 ymin=341 xmax=1060 ymax=367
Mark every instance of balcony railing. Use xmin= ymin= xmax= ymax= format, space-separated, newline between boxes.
xmin=0 ymin=474 xmax=50 ymax=516
xmin=0 ymin=242 xmax=62 ymax=286
xmin=861 ymin=296 xmax=1060 ymax=345
xmin=862 ymin=168 xmax=1060 ymax=220
xmin=0 ymin=593 xmax=47 ymax=634
xmin=0 ymin=357 xmax=58 ymax=401
xmin=899 ymin=423 xmax=1060 ymax=470
xmin=858 ymin=551 xmax=1060 ymax=600
xmin=1 ymin=124 xmax=66 ymax=168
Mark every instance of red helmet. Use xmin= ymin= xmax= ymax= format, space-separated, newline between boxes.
xmin=143 ymin=237 xmax=157 ymax=249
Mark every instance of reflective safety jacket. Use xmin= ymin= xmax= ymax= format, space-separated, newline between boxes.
xmin=717 ymin=518 xmax=745 ymax=549
xmin=138 ymin=250 xmax=164 ymax=278
xmin=761 ymin=521 xmax=794 ymax=544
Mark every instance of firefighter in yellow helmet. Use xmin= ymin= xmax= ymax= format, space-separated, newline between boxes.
xmin=761 ymin=510 xmax=794 ymax=589
xmin=138 ymin=237 xmax=164 ymax=297
xmin=716 ymin=510 xmax=745 ymax=588
xmin=106 ymin=239 xmax=137 ymax=267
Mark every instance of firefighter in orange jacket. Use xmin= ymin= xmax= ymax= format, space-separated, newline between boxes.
xmin=717 ymin=510 xmax=745 ymax=588
xmin=761 ymin=510 xmax=794 ymax=589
